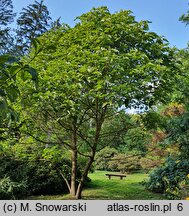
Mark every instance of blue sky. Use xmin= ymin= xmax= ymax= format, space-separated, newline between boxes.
xmin=12 ymin=0 xmax=189 ymax=48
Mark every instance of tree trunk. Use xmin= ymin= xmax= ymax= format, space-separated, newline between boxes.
xmin=70 ymin=148 xmax=77 ymax=197
xmin=70 ymin=123 xmax=77 ymax=198
xmin=74 ymin=100 xmax=106 ymax=199
xmin=76 ymin=119 xmax=102 ymax=199
xmin=76 ymin=157 xmax=94 ymax=199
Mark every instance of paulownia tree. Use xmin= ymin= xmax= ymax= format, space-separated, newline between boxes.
xmin=20 ymin=7 xmax=179 ymax=199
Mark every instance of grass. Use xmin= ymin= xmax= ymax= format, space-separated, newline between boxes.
xmin=27 ymin=171 xmax=164 ymax=200
xmin=82 ymin=171 xmax=164 ymax=200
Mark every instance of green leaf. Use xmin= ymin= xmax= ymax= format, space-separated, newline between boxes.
xmin=0 ymin=89 xmax=6 ymax=97
xmin=31 ymin=38 xmax=41 ymax=54
xmin=0 ymin=99 xmax=8 ymax=111
xmin=6 ymin=85 xmax=20 ymax=102
xmin=21 ymin=70 xmax=30 ymax=81
xmin=29 ymin=67 xmax=38 ymax=81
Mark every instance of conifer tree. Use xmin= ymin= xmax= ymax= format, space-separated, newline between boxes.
xmin=16 ymin=0 xmax=52 ymax=54
xmin=0 ymin=0 xmax=15 ymax=54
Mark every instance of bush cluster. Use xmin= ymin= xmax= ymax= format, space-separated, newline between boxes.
xmin=0 ymin=143 xmax=83 ymax=199
xmin=95 ymin=147 xmax=141 ymax=173
xmin=145 ymin=157 xmax=189 ymax=199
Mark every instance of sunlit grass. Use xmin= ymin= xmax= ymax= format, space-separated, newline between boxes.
xmin=26 ymin=171 xmax=164 ymax=200
xmin=82 ymin=171 xmax=164 ymax=200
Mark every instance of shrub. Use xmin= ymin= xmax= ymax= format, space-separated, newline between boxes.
xmin=179 ymin=177 xmax=189 ymax=199
xmin=95 ymin=147 xmax=118 ymax=171
xmin=145 ymin=157 xmax=189 ymax=199
xmin=140 ymin=156 xmax=165 ymax=173
xmin=0 ymin=156 xmax=72 ymax=196
xmin=108 ymin=153 xmax=141 ymax=173
xmin=0 ymin=176 xmax=27 ymax=199
xmin=0 ymin=143 xmax=83 ymax=198
xmin=95 ymin=147 xmax=141 ymax=173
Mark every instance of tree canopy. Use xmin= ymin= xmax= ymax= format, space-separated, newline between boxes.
xmin=16 ymin=7 xmax=180 ymax=199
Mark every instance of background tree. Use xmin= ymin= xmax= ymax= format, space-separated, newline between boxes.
xmin=136 ymin=5 xmax=189 ymax=199
xmin=179 ymin=4 xmax=189 ymax=26
xmin=15 ymin=0 xmax=52 ymax=55
xmin=0 ymin=0 xmax=15 ymax=54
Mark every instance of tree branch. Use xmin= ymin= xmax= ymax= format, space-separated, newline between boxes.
xmin=57 ymin=168 xmax=71 ymax=193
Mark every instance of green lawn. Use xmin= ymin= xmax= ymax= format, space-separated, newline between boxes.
xmin=82 ymin=171 xmax=164 ymax=200
xmin=27 ymin=171 xmax=164 ymax=200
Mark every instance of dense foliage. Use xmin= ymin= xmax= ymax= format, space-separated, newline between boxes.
xmin=19 ymin=6 xmax=179 ymax=198
xmin=145 ymin=49 xmax=189 ymax=199
xmin=0 ymin=141 xmax=87 ymax=199
xmin=146 ymin=157 xmax=189 ymax=199
xmin=0 ymin=2 xmax=188 ymax=200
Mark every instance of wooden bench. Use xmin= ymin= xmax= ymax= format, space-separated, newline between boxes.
xmin=105 ymin=173 xmax=126 ymax=180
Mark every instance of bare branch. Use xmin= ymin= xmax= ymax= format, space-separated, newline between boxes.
xmin=77 ymin=149 xmax=92 ymax=158
xmin=57 ymin=168 xmax=71 ymax=192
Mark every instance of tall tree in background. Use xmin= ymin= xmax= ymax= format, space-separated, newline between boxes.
xmin=16 ymin=0 xmax=52 ymax=54
xmin=0 ymin=0 xmax=15 ymax=54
